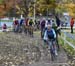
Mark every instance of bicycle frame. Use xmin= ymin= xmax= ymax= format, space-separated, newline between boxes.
xmin=48 ymin=39 xmax=57 ymax=61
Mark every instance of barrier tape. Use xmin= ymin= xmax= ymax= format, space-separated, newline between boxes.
xmin=61 ymin=30 xmax=75 ymax=49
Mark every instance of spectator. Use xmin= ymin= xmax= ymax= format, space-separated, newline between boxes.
xmin=70 ymin=18 xmax=74 ymax=33
xmin=2 ymin=23 xmax=7 ymax=32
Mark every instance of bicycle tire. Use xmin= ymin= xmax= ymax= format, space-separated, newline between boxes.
xmin=49 ymin=40 xmax=57 ymax=61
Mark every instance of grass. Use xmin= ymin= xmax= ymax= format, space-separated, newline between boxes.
xmin=66 ymin=37 xmax=75 ymax=45
xmin=0 ymin=20 xmax=13 ymax=22
xmin=59 ymin=33 xmax=75 ymax=57
xmin=61 ymin=32 xmax=75 ymax=45
xmin=0 ymin=0 xmax=3 ymax=4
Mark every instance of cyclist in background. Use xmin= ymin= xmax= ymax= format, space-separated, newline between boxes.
xmin=13 ymin=18 xmax=19 ymax=32
xmin=19 ymin=18 xmax=24 ymax=33
xmin=29 ymin=19 xmax=34 ymax=37
xmin=40 ymin=18 xmax=46 ymax=38
xmin=24 ymin=18 xmax=29 ymax=34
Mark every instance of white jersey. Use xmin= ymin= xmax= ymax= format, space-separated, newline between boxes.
xmin=45 ymin=20 xmax=48 ymax=28
xmin=45 ymin=19 xmax=52 ymax=28
xmin=45 ymin=18 xmax=57 ymax=28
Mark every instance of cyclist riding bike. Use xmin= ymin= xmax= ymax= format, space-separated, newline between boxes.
xmin=40 ymin=18 xmax=46 ymax=38
xmin=19 ymin=18 xmax=24 ymax=33
xmin=43 ymin=24 xmax=58 ymax=61
xmin=29 ymin=19 xmax=34 ymax=37
xmin=55 ymin=16 xmax=61 ymax=50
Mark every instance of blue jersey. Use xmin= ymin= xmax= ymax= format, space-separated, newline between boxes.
xmin=43 ymin=29 xmax=56 ymax=40
xmin=20 ymin=19 xmax=24 ymax=26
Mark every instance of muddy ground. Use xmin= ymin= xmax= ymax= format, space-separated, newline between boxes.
xmin=0 ymin=32 xmax=71 ymax=66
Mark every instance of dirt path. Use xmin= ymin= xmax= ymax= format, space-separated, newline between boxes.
xmin=30 ymin=32 xmax=69 ymax=66
xmin=0 ymin=32 xmax=69 ymax=66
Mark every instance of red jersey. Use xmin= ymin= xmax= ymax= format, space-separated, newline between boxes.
xmin=14 ymin=20 xmax=19 ymax=25
xmin=70 ymin=18 xmax=74 ymax=27
xmin=25 ymin=18 xmax=29 ymax=26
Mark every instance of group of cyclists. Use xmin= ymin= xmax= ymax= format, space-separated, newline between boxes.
xmin=2 ymin=15 xmax=61 ymax=61
xmin=13 ymin=18 xmax=34 ymax=37
xmin=40 ymin=15 xmax=61 ymax=61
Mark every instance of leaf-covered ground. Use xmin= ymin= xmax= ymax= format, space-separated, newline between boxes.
xmin=0 ymin=32 xmax=69 ymax=66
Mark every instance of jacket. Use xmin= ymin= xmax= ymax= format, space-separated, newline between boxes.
xmin=70 ymin=18 xmax=74 ymax=27
xmin=43 ymin=29 xmax=56 ymax=40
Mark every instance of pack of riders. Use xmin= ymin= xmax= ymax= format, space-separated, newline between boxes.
xmin=2 ymin=16 xmax=60 ymax=52
xmin=12 ymin=16 xmax=61 ymax=39
xmin=2 ymin=16 xmax=61 ymax=59
xmin=13 ymin=18 xmax=34 ymax=36
xmin=40 ymin=15 xmax=61 ymax=53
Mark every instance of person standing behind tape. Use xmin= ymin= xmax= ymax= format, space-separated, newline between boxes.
xmin=70 ymin=18 xmax=74 ymax=33
xmin=2 ymin=23 xmax=7 ymax=32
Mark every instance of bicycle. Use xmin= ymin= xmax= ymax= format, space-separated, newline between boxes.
xmin=28 ymin=26 xmax=34 ymax=37
xmin=48 ymin=39 xmax=58 ymax=61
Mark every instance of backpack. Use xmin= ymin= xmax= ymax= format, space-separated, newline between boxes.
xmin=47 ymin=29 xmax=54 ymax=39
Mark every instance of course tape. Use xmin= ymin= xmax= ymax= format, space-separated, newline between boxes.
xmin=61 ymin=31 xmax=75 ymax=49
xmin=64 ymin=32 xmax=75 ymax=40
